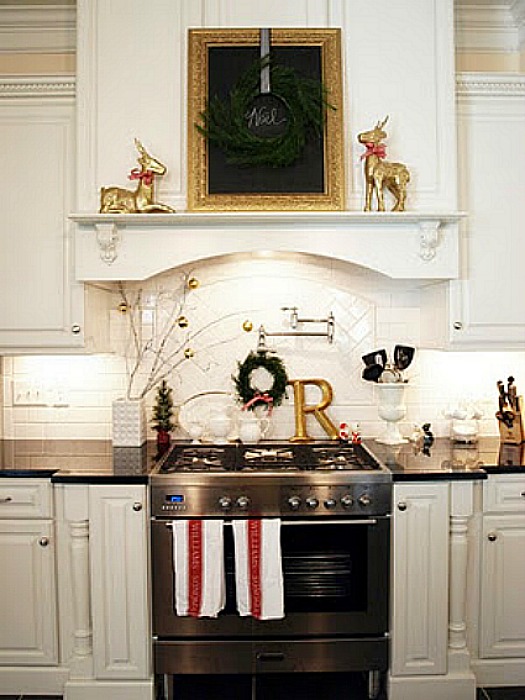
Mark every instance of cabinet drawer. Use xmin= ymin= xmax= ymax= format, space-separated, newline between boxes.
xmin=484 ymin=476 xmax=525 ymax=513
xmin=0 ymin=479 xmax=53 ymax=518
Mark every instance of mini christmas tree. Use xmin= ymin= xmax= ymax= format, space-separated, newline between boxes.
xmin=152 ymin=380 xmax=175 ymax=443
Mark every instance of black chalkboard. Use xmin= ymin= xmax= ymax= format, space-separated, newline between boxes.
xmin=187 ymin=29 xmax=344 ymax=211
xmin=207 ymin=46 xmax=324 ymax=195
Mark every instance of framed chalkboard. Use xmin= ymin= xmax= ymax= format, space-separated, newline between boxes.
xmin=187 ymin=28 xmax=345 ymax=211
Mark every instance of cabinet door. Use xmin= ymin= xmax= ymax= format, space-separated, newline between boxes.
xmin=89 ymin=485 xmax=150 ymax=680
xmin=391 ymin=482 xmax=449 ymax=676
xmin=451 ymin=77 xmax=525 ymax=348
xmin=0 ymin=96 xmax=88 ymax=350
xmin=0 ymin=519 xmax=58 ymax=665
xmin=480 ymin=514 xmax=525 ymax=658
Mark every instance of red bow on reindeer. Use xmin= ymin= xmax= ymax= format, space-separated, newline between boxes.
xmin=129 ymin=168 xmax=154 ymax=186
xmin=360 ymin=142 xmax=387 ymax=160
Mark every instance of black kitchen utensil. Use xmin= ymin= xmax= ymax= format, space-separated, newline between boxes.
xmin=362 ymin=349 xmax=387 ymax=368
xmin=507 ymin=376 xmax=517 ymax=410
xmin=362 ymin=363 xmax=384 ymax=382
xmin=393 ymin=345 xmax=415 ymax=371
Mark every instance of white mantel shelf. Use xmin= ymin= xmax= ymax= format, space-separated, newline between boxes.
xmin=71 ymin=211 xmax=464 ymax=282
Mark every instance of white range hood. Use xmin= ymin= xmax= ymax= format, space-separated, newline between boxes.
xmin=72 ymin=210 xmax=463 ymax=282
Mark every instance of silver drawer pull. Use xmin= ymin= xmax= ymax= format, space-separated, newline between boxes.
xmin=133 ymin=502 xmax=143 ymax=512
xmin=39 ymin=537 xmax=49 ymax=547
xmin=520 ymin=491 xmax=525 ymax=498
xmin=0 ymin=496 xmax=13 ymax=504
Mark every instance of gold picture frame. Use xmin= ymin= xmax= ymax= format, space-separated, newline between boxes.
xmin=187 ymin=28 xmax=345 ymax=211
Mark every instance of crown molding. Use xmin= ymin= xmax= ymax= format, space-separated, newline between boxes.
xmin=0 ymin=75 xmax=75 ymax=98
xmin=0 ymin=4 xmax=76 ymax=54
xmin=456 ymin=71 xmax=525 ymax=96
xmin=455 ymin=2 xmax=520 ymax=52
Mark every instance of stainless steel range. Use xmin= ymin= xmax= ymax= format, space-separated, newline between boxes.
xmin=150 ymin=441 xmax=392 ymax=700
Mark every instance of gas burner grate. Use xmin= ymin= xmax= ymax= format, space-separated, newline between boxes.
xmin=311 ymin=446 xmax=379 ymax=471
xmin=160 ymin=446 xmax=234 ymax=473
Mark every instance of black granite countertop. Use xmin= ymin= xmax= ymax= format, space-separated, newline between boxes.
xmin=0 ymin=437 xmax=523 ymax=482
xmin=363 ymin=437 xmax=517 ymax=481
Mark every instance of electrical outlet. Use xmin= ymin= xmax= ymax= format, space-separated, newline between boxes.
xmin=13 ymin=380 xmax=46 ymax=406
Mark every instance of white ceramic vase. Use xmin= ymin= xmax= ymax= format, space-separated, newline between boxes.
xmin=375 ymin=383 xmax=408 ymax=445
xmin=112 ymin=398 xmax=147 ymax=447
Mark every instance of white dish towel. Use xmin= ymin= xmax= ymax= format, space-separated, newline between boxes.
xmin=232 ymin=518 xmax=284 ymax=620
xmin=172 ymin=519 xmax=225 ymax=618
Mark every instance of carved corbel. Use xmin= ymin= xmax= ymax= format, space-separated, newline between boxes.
xmin=418 ymin=220 xmax=442 ymax=261
xmin=95 ymin=223 xmax=121 ymax=264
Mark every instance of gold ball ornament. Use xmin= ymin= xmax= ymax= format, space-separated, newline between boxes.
xmin=187 ymin=277 xmax=199 ymax=290
xmin=177 ymin=316 xmax=189 ymax=328
xmin=242 ymin=320 xmax=253 ymax=332
xmin=184 ymin=348 xmax=195 ymax=359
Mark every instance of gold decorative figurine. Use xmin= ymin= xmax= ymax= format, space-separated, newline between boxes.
xmin=357 ymin=116 xmax=410 ymax=212
xmin=99 ymin=139 xmax=175 ymax=213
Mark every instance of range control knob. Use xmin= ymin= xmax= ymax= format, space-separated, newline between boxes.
xmin=288 ymin=496 xmax=302 ymax=510
xmin=324 ymin=498 xmax=337 ymax=510
xmin=358 ymin=494 xmax=372 ymax=507
xmin=341 ymin=494 xmax=354 ymax=508
xmin=305 ymin=497 xmax=319 ymax=509
xmin=218 ymin=496 xmax=232 ymax=510
xmin=236 ymin=495 xmax=251 ymax=510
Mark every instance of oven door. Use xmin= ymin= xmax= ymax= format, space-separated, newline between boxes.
xmin=152 ymin=516 xmax=389 ymax=639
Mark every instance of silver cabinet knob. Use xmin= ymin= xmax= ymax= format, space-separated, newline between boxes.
xmin=488 ymin=532 xmax=497 ymax=542
xmin=236 ymin=496 xmax=251 ymax=509
xmin=397 ymin=501 xmax=408 ymax=512
xmin=453 ymin=321 xmax=463 ymax=331
xmin=520 ymin=491 xmax=525 ymax=498
xmin=39 ymin=537 xmax=49 ymax=547
xmin=0 ymin=496 xmax=12 ymax=504
xmin=132 ymin=502 xmax=143 ymax=512
xmin=71 ymin=324 xmax=81 ymax=334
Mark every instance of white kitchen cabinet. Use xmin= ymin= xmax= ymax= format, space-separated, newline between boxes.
xmin=447 ymin=74 xmax=525 ymax=349
xmin=0 ymin=79 xmax=109 ymax=353
xmin=479 ymin=475 xmax=525 ymax=659
xmin=0 ymin=480 xmax=58 ymax=666
xmin=88 ymin=484 xmax=151 ymax=680
xmin=390 ymin=482 xmax=449 ymax=676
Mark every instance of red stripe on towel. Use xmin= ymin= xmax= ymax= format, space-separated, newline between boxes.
xmin=188 ymin=520 xmax=203 ymax=617
xmin=248 ymin=519 xmax=262 ymax=619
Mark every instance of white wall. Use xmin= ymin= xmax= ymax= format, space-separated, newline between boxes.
xmin=2 ymin=254 xmax=524 ymax=442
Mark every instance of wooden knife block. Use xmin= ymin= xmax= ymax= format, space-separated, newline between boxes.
xmin=497 ymin=396 xmax=524 ymax=444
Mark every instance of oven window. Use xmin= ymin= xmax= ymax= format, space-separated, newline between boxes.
xmin=224 ymin=522 xmax=369 ymax=615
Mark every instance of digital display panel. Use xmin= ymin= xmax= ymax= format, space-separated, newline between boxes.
xmin=166 ymin=495 xmax=185 ymax=504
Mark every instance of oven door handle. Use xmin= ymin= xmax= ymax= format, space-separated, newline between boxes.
xmin=162 ymin=519 xmax=379 ymax=528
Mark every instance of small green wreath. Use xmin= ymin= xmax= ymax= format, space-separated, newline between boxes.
xmin=196 ymin=56 xmax=334 ymax=168
xmin=233 ymin=350 xmax=289 ymax=412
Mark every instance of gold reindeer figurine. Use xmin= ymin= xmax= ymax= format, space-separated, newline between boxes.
xmin=357 ymin=116 xmax=410 ymax=212
xmin=99 ymin=139 xmax=175 ymax=214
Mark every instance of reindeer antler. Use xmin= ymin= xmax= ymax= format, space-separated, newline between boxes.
xmin=134 ymin=138 xmax=146 ymax=155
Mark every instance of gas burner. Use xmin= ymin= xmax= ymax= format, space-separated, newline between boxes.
xmin=160 ymin=447 xmax=231 ymax=473
xmin=244 ymin=448 xmax=295 ymax=462
xmin=312 ymin=446 xmax=377 ymax=471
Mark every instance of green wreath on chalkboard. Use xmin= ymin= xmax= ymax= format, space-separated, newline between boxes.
xmin=233 ymin=350 xmax=289 ymax=412
xmin=196 ymin=57 xmax=334 ymax=168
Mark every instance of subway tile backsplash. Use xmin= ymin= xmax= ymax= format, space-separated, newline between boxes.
xmin=1 ymin=256 xmax=524 ymax=442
